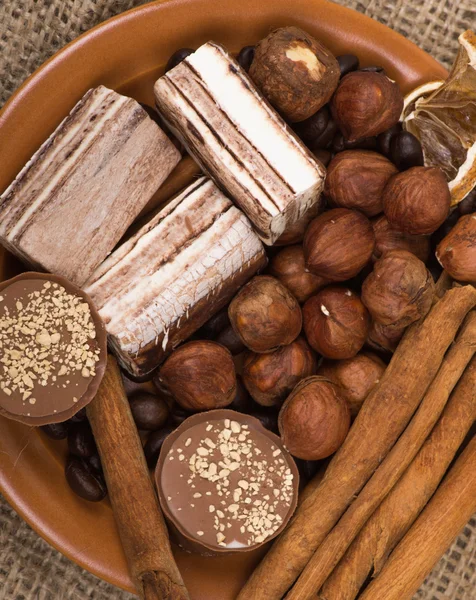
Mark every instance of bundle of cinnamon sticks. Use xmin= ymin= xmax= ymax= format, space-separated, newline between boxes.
xmin=239 ymin=279 xmax=476 ymax=600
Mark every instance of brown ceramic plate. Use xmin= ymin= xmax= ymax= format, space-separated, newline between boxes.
xmin=0 ymin=0 xmax=446 ymax=596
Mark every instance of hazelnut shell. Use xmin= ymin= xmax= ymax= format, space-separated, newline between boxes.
xmin=331 ymin=71 xmax=403 ymax=141
xmin=278 ymin=376 xmax=350 ymax=460
xmin=228 ymin=276 xmax=302 ymax=353
xmin=303 ymin=286 xmax=370 ymax=359
xmin=436 ymin=213 xmax=476 ymax=283
xmin=250 ymin=26 xmax=340 ymax=122
xmin=158 ymin=341 xmax=236 ymax=411
xmin=242 ymin=337 xmax=317 ymax=407
xmin=303 ymin=208 xmax=375 ymax=281
xmin=325 ymin=150 xmax=398 ymax=217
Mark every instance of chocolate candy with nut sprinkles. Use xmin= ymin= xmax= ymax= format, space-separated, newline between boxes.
xmin=0 ymin=272 xmax=107 ymax=425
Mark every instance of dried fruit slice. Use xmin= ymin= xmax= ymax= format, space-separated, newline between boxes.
xmin=402 ymin=30 xmax=476 ymax=206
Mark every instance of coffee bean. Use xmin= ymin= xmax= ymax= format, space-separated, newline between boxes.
xmin=361 ymin=65 xmax=385 ymax=74
xmin=68 ymin=407 xmax=88 ymax=423
xmin=198 ymin=308 xmax=230 ymax=339
xmin=377 ymin=123 xmax=403 ymax=158
xmin=67 ymin=421 xmax=97 ymax=459
xmin=237 ymin=45 xmax=255 ymax=72
xmin=129 ymin=392 xmax=169 ymax=431
xmin=165 ymin=48 xmax=194 ymax=72
xmin=144 ymin=426 xmax=175 ymax=468
xmin=331 ymin=132 xmax=377 ymax=153
xmin=215 ymin=325 xmax=246 ymax=355
xmin=331 ymin=132 xmax=345 ymax=153
xmin=86 ymin=453 xmax=103 ymax=473
xmin=431 ymin=210 xmax=460 ymax=249
xmin=294 ymin=106 xmax=331 ymax=149
xmin=169 ymin=405 xmax=192 ymax=426
xmin=65 ymin=455 xmax=107 ymax=502
xmin=40 ymin=422 xmax=70 ymax=440
xmin=337 ymin=54 xmax=360 ymax=78
xmin=458 ymin=189 xmax=476 ymax=215
xmin=139 ymin=103 xmax=162 ymax=127
xmin=229 ymin=375 xmax=254 ymax=413
xmin=295 ymin=458 xmax=321 ymax=482
xmin=390 ymin=131 xmax=424 ymax=171
xmin=251 ymin=409 xmax=279 ymax=434
xmin=312 ymin=149 xmax=333 ymax=167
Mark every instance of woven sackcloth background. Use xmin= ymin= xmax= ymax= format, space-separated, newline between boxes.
xmin=0 ymin=0 xmax=476 ymax=598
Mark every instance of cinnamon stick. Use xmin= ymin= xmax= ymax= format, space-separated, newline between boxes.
xmin=359 ymin=433 xmax=476 ymax=600
xmin=87 ymin=357 xmax=189 ymax=600
xmin=288 ymin=310 xmax=476 ymax=600
xmin=319 ymin=355 xmax=476 ymax=600
xmin=237 ymin=285 xmax=476 ymax=600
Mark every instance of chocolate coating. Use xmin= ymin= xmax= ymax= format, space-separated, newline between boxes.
xmin=0 ymin=272 xmax=107 ymax=425
xmin=156 ymin=409 xmax=299 ymax=555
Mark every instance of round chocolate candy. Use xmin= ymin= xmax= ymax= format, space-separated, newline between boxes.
xmin=156 ymin=409 xmax=299 ymax=555
xmin=0 ymin=272 xmax=107 ymax=425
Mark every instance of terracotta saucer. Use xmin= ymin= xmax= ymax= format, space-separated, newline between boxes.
xmin=0 ymin=0 xmax=446 ymax=597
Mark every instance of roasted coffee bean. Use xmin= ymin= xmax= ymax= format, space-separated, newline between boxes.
xmin=360 ymin=65 xmax=385 ymax=74
xmin=65 ymin=455 xmax=107 ymax=502
xmin=229 ymin=375 xmax=254 ymax=413
xmin=169 ymin=405 xmax=192 ymax=426
xmin=139 ymin=103 xmax=162 ymax=126
xmin=215 ymin=325 xmax=246 ymax=355
xmin=251 ymin=409 xmax=279 ymax=434
xmin=295 ymin=458 xmax=321 ymax=482
xmin=376 ymin=123 xmax=403 ymax=157
xmin=86 ymin=453 xmax=103 ymax=473
xmin=293 ymin=106 xmax=331 ymax=148
xmin=198 ymin=307 xmax=230 ymax=339
xmin=337 ymin=54 xmax=360 ymax=78
xmin=144 ymin=426 xmax=175 ymax=468
xmin=67 ymin=421 xmax=97 ymax=459
xmin=431 ymin=210 xmax=460 ymax=249
xmin=390 ymin=131 xmax=424 ymax=171
xmin=458 ymin=189 xmax=476 ymax=215
xmin=237 ymin=45 xmax=255 ymax=72
xmin=129 ymin=392 xmax=169 ymax=431
xmin=331 ymin=132 xmax=346 ymax=153
xmin=331 ymin=132 xmax=377 ymax=153
xmin=165 ymin=48 xmax=194 ymax=72
xmin=68 ymin=407 xmax=88 ymax=423
xmin=40 ymin=422 xmax=70 ymax=440
xmin=312 ymin=149 xmax=333 ymax=167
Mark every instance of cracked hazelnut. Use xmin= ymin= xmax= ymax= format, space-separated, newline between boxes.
xmin=331 ymin=71 xmax=403 ymax=141
xmin=383 ymin=166 xmax=451 ymax=235
xmin=303 ymin=208 xmax=375 ymax=281
xmin=269 ymin=245 xmax=328 ymax=303
xmin=303 ymin=286 xmax=370 ymax=359
xmin=243 ymin=337 xmax=317 ymax=407
xmin=436 ymin=213 xmax=476 ymax=283
xmin=372 ymin=215 xmax=430 ymax=263
xmin=158 ymin=341 xmax=236 ymax=411
xmin=317 ymin=352 xmax=386 ymax=417
xmin=362 ymin=250 xmax=434 ymax=330
xmin=228 ymin=276 xmax=302 ymax=353
xmin=278 ymin=376 xmax=350 ymax=460
xmin=249 ymin=26 xmax=340 ymax=122
xmin=325 ymin=150 xmax=398 ymax=217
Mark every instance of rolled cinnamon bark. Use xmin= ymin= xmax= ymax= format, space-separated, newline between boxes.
xmin=359 ymin=431 xmax=476 ymax=600
xmin=87 ymin=357 xmax=189 ymax=600
xmin=238 ymin=284 xmax=476 ymax=600
xmin=288 ymin=311 xmax=476 ymax=600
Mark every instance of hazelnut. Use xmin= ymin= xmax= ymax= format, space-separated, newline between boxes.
xmin=325 ymin=150 xmax=398 ymax=217
xmin=250 ymin=26 xmax=340 ymax=122
xmin=366 ymin=320 xmax=405 ymax=354
xmin=129 ymin=392 xmax=169 ymax=431
xmin=362 ymin=250 xmax=435 ymax=330
xmin=317 ymin=352 xmax=385 ymax=417
xmin=278 ymin=376 xmax=350 ymax=460
xmin=303 ymin=208 xmax=375 ymax=281
xmin=331 ymin=71 xmax=403 ymax=141
xmin=274 ymin=197 xmax=322 ymax=246
xmin=436 ymin=213 xmax=476 ymax=283
xmin=158 ymin=341 xmax=236 ymax=411
xmin=372 ymin=215 xmax=430 ymax=263
xmin=269 ymin=245 xmax=329 ymax=303
xmin=303 ymin=286 xmax=370 ymax=359
xmin=228 ymin=276 xmax=302 ymax=353
xmin=383 ymin=167 xmax=451 ymax=235
xmin=243 ymin=337 xmax=317 ymax=407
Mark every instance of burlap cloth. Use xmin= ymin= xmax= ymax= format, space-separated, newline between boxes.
xmin=0 ymin=0 xmax=475 ymax=598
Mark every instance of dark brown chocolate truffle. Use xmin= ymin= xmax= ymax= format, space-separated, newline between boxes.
xmin=0 ymin=272 xmax=107 ymax=425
